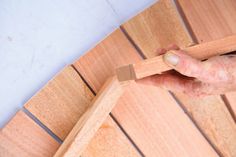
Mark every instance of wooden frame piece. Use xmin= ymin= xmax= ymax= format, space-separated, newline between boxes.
xmin=116 ymin=35 xmax=236 ymax=81
xmin=53 ymin=76 xmax=124 ymax=157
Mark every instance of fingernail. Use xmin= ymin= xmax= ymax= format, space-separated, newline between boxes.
xmin=164 ymin=51 xmax=179 ymax=66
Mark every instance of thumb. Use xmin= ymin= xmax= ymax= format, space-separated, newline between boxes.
xmin=163 ymin=50 xmax=205 ymax=80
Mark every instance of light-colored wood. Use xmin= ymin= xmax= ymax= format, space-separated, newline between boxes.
xmin=73 ymin=29 xmax=142 ymax=93
xmin=73 ymin=29 xmax=218 ymax=156
xmin=122 ymin=0 xmax=236 ymax=156
xmin=0 ymin=111 xmax=60 ymax=157
xmin=122 ymin=0 xmax=194 ymax=58
xmin=54 ymin=77 xmax=124 ymax=157
xmin=25 ymin=66 xmax=94 ymax=140
xmin=24 ymin=65 xmax=140 ymax=157
xmin=82 ymin=116 xmax=141 ymax=157
xmin=225 ymin=92 xmax=236 ymax=119
xmin=177 ymin=0 xmax=236 ymax=43
xmin=116 ymin=35 xmax=236 ymax=81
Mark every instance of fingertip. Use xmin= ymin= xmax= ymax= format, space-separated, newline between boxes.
xmin=163 ymin=50 xmax=180 ymax=66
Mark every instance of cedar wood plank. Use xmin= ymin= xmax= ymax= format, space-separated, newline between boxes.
xmin=0 ymin=111 xmax=60 ymax=157
xmin=177 ymin=0 xmax=236 ymax=125
xmin=177 ymin=0 xmax=236 ymax=156
xmin=54 ymin=77 xmax=124 ymax=157
xmin=122 ymin=0 xmax=236 ymax=156
xmin=73 ymin=28 xmax=218 ymax=156
xmin=121 ymin=0 xmax=194 ymax=58
xmin=116 ymin=35 xmax=236 ymax=81
xmin=24 ymin=66 xmax=141 ymax=157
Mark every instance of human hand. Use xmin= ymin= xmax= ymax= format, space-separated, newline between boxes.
xmin=137 ymin=45 xmax=236 ymax=97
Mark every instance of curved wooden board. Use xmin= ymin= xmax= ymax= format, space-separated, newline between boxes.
xmin=73 ymin=28 xmax=218 ymax=156
xmin=24 ymin=66 xmax=141 ymax=157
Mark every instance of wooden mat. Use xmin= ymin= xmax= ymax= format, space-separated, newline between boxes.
xmin=1 ymin=0 xmax=236 ymax=156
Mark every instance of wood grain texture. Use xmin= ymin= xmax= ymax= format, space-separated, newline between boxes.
xmin=54 ymin=77 xmax=124 ymax=157
xmin=225 ymin=92 xmax=236 ymax=120
xmin=0 ymin=111 xmax=59 ymax=157
xmin=25 ymin=66 xmax=94 ymax=140
xmin=122 ymin=0 xmax=194 ymax=58
xmin=177 ymin=0 xmax=236 ymax=43
xmin=82 ymin=116 xmax=141 ymax=157
xmin=176 ymin=1 xmax=236 ymax=156
xmin=73 ymin=29 xmax=142 ymax=93
xmin=24 ymin=65 xmax=140 ymax=157
xmin=73 ymin=29 xmax=218 ymax=156
xmin=116 ymin=35 xmax=236 ymax=81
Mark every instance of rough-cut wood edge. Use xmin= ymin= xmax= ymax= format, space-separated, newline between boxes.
xmin=116 ymin=35 xmax=236 ymax=81
xmin=54 ymin=76 xmax=125 ymax=157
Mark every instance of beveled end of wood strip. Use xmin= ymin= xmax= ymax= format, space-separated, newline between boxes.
xmin=116 ymin=64 xmax=136 ymax=82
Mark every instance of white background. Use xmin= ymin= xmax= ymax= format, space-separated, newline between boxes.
xmin=0 ymin=0 xmax=156 ymax=127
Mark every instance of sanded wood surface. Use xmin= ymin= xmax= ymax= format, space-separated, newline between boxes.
xmin=177 ymin=0 xmax=236 ymax=43
xmin=74 ymin=29 xmax=142 ymax=92
xmin=25 ymin=66 xmax=94 ymax=140
xmin=73 ymin=29 xmax=218 ymax=156
xmin=54 ymin=77 xmax=124 ymax=157
xmin=24 ymin=65 xmax=140 ymax=157
xmin=122 ymin=0 xmax=236 ymax=156
xmin=116 ymin=35 xmax=236 ymax=81
xmin=225 ymin=92 xmax=236 ymax=120
xmin=122 ymin=0 xmax=194 ymax=58
xmin=0 ymin=111 xmax=59 ymax=157
xmin=82 ymin=116 xmax=141 ymax=157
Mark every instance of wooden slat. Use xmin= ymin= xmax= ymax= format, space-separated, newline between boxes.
xmin=54 ymin=77 xmax=124 ymax=157
xmin=0 ymin=111 xmax=59 ymax=157
xmin=116 ymin=35 xmax=236 ymax=81
xmin=82 ymin=116 xmax=140 ymax=157
xmin=122 ymin=0 xmax=236 ymax=156
xmin=176 ymin=0 xmax=236 ymax=43
xmin=177 ymin=0 xmax=236 ymax=123
xmin=73 ymin=28 xmax=218 ymax=156
xmin=224 ymin=92 xmax=236 ymax=119
xmin=25 ymin=66 xmax=94 ymax=140
xmin=122 ymin=0 xmax=194 ymax=58
xmin=24 ymin=66 xmax=141 ymax=157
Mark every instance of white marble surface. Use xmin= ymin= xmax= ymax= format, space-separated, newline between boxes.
xmin=0 ymin=0 xmax=156 ymax=127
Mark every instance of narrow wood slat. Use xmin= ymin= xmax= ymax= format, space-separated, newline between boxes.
xmin=122 ymin=0 xmax=194 ymax=58
xmin=177 ymin=0 xmax=236 ymax=156
xmin=54 ymin=77 xmax=124 ymax=157
xmin=116 ymin=35 xmax=236 ymax=81
xmin=0 ymin=111 xmax=60 ymax=157
xmin=177 ymin=0 xmax=236 ymax=43
xmin=124 ymin=0 xmax=236 ymax=156
xmin=24 ymin=66 xmax=141 ymax=157
xmin=73 ymin=28 xmax=218 ymax=156
xmin=25 ymin=66 xmax=94 ymax=140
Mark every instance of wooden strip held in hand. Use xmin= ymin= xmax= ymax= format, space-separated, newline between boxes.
xmin=54 ymin=77 xmax=124 ymax=157
xmin=116 ymin=35 xmax=236 ymax=81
